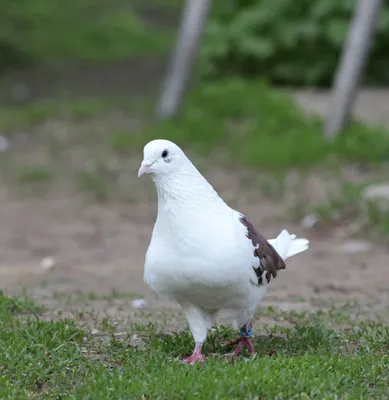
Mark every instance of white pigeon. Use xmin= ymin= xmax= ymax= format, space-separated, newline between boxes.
xmin=138 ymin=139 xmax=309 ymax=364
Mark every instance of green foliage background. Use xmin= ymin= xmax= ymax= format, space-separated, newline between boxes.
xmin=2 ymin=0 xmax=389 ymax=87
xmin=201 ymin=0 xmax=389 ymax=86
xmin=0 ymin=0 xmax=171 ymax=71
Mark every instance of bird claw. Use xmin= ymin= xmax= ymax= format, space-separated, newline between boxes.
xmin=225 ymin=336 xmax=256 ymax=356
xmin=180 ymin=352 xmax=205 ymax=365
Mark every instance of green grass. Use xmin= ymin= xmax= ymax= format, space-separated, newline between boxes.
xmin=0 ymin=291 xmax=45 ymax=316
xmin=13 ymin=164 xmax=54 ymax=184
xmin=75 ymin=164 xmax=114 ymax=202
xmin=2 ymin=79 xmax=389 ymax=172
xmin=303 ymin=182 xmax=389 ymax=237
xmin=123 ymin=79 xmax=389 ymax=170
xmin=134 ymin=79 xmax=389 ymax=170
xmin=0 ymin=97 xmax=130 ymax=133
xmin=1 ymin=293 xmax=388 ymax=399
xmin=0 ymin=0 xmax=176 ymax=70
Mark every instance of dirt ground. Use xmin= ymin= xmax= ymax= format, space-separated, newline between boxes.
xmin=1 ymin=156 xmax=389 ymax=318
xmin=1 ymin=85 xmax=389 ymax=324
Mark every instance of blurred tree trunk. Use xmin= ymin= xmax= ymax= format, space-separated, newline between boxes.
xmin=325 ymin=0 xmax=383 ymax=138
xmin=155 ymin=0 xmax=211 ymax=120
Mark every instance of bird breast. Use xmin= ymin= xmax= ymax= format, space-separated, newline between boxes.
xmin=143 ymin=210 xmax=257 ymax=297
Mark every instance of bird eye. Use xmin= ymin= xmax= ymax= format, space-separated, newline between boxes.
xmin=162 ymin=149 xmax=168 ymax=158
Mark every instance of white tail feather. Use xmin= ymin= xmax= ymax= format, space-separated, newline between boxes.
xmin=267 ymin=229 xmax=309 ymax=261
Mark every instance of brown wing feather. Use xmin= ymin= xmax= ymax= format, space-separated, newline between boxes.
xmin=240 ymin=215 xmax=286 ymax=284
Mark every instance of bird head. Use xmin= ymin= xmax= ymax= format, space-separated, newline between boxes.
xmin=138 ymin=139 xmax=187 ymax=178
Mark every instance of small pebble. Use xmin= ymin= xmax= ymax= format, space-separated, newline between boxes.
xmin=301 ymin=214 xmax=318 ymax=228
xmin=131 ymin=299 xmax=147 ymax=309
xmin=362 ymin=183 xmax=389 ymax=201
xmin=40 ymin=257 xmax=56 ymax=270
xmin=0 ymin=136 xmax=9 ymax=151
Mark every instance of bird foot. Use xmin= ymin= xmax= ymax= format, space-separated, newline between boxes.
xmin=180 ymin=352 xmax=205 ymax=365
xmin=181 ymin=342 xmax=205 ymax=365
xmin=225 ymin=336 xmax=255 ymax=356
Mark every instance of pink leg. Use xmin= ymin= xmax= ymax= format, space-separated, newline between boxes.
xmin=181 ymin=342 xmax=205 ymax=365
xmin=229 ymin=337 xmax=255 ymax=356
xmin=225 ymin=321 xmax=256 ymax=356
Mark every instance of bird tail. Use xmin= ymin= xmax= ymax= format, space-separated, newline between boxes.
xmin=267 ymin=229 xmax=309 ymax=261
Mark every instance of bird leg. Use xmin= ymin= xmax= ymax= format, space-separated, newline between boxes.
xmin=181 ymin=342 xmax=205 ymax=364
xmin=225 ymin=321 xmax=255 ymax=356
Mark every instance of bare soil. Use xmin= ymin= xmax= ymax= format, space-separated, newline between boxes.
xmin=1 ymin=159 xmax=389 ymax=319
xmin=1 ymin=83 xmax=389 ymax=325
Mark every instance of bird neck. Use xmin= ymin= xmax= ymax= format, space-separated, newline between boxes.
xmin=152 ymin=164 xmax=227 ymax=218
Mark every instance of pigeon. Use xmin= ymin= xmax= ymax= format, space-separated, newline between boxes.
xmin=138 ymin=139 xmax=309 ymax=364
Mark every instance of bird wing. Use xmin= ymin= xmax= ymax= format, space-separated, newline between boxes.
xmin=239 ymin=215 xmax=286 ymax=285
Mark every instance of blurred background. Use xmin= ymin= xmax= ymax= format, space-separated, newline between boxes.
xmin=0 ymin=0 xmax=388 ymax=318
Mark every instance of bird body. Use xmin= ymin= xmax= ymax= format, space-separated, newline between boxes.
xmin=139 ymin=139 xmax=309 ymax=362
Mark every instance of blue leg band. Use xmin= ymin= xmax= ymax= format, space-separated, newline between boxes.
xmin=240 ymin=325 xmax=253 ymax=338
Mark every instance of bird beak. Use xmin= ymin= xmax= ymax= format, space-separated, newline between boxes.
xmin=138 ymin=161 xmax=154 ymax=178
